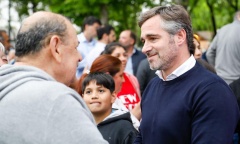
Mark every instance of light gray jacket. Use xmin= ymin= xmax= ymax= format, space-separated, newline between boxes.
xmin=0 ymin=65 xmax=108 ymax=144
xmin=206 ymin=20 xmax=240 ymax=84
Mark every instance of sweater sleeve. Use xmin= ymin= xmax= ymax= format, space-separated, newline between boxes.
xmin=134 ymin=127 xmax=142 ymax=144
xmin=45 ymin=94 xmax=108 ymax=144
xmin=191 ymin=81 xmax=239 ymax=144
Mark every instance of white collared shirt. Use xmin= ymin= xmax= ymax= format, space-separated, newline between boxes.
xmin=76 ymin=33 xmax=97 ymax=77
xmin=156 ymin=55 xmax=196 ymax=81
xmin=85 ymin=41 xmax=106 ymax=69
xmin=125 ymin=49 xmax=136 ymax=75
xmin=77 ymin=33 xmax=97 ymax=59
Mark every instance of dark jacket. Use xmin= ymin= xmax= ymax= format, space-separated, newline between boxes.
xmin=98 ymin=112 xmax=138 ymax=144
xmin=132 ymin=48 xmax=146 ymax=76
xmin=230 ymin=77 xmax=240 ymax=107
xmin=136 ymin=59 xmax=156 ymax=95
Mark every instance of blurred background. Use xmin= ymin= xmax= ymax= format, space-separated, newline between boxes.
xmin=0 ymin=0 xmax=239 ymax=51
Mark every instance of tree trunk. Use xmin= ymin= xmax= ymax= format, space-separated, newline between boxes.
xmin=206 ymin=0 xmax=217 ymax=38
xmin=100 ymin=4 xmax=108 ymax=25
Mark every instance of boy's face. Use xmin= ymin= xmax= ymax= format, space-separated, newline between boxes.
xmin=82 ymin=81 xmax=116 ymax=116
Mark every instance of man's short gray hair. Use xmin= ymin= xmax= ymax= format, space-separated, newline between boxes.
xmin=15 ymin=14 xmax=68 ymax=57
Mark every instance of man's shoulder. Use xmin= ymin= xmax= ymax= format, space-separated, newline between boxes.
xmin=134 ymin=47 xmax=143 ymax=54
xmin=77 ymin=33 xmax=85 ymax=42
xmin=45 ymin=82 xmax=81 ymax=97
xmin=22 ymin=80 xmax=81 ymax=100
xmin=132 ymin=48 xmax=146 ymax=59
xmin=187 ymin=63 xmax=229 ymax=92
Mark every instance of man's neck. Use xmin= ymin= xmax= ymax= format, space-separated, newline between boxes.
xmin=127 ymin=46 xmax=134 ymax=57
xmin=161 ymin=54 xmax=193 ymax=80
xmin=99 ymin=39 xmax=108 ymax=45
xmin=83 ymin=31 xmax=92 ymax=42
xmin=15 ymin=53 xmax=65 ymax=85
xmin=93 ymin=110 xmax=111 ymax=124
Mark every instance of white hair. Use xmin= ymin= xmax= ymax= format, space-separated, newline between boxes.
xmin=0 ymin=42 xmax=5 ymax=53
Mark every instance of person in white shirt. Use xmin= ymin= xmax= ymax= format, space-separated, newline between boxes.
xmin=76 ymin=16 xmax=101 ymax=77
xmin=81 ymin=25 xmax=116 ymax=77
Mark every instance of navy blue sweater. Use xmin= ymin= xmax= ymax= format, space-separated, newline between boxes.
xmin=134 ymin=62 xmax=239 ymax=144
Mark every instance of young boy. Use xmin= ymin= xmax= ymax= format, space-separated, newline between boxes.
xmin=81 ymin=72 xmax=138 ymax=144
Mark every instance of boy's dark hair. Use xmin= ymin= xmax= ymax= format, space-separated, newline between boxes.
xmin=97 ymin=25 xmax=114 ymax=40
xmin=82 ymin=16 xmax=102 ymax=31
xmin=82 ymin=72 xmax=115 ymax=94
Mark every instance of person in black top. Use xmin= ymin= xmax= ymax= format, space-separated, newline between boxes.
xmin=81 ymin=72 xmax=138 ymax=144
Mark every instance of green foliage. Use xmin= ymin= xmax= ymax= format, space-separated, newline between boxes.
xmin=11 ymin=0 xmax=47 ymax=19
xmin=191 ymin=0 xmax=213 ymax=31
xmin=188 ymin=0 xmax=238 ymax=38
xmin=47 ymin=0 xmax=156 ymax=42
xmin=10 ymin=0 xmax=240 ymax=41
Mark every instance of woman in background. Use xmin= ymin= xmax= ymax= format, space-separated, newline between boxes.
xmin=193 ymin=34 xmax=216 ymax=74
xmin=102 ymin=42 xmax=141 ymax=111
xmin=193 ymin=34 xmax=202 ymax=59
xmin=76 ymin=54 xmax=140 ymax=129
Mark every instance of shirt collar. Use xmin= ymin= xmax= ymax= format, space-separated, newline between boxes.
xmin=77 ymin=33 xmax=86 ymax=43
xmin=96 ymin=41 xmax=106 ymax=46
xmin=156 ymin=55 xmax=196 ymax=81
xmin=133 ymin=48 xmax=136 ymax=54
xmin=78 ymin=33 xmax=96 ymax=45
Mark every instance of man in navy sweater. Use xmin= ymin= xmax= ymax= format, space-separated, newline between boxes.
xmin=134 ymin=4 xmax=240 ymax=144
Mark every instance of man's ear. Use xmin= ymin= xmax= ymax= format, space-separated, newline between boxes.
xmin=111 ymin=91 xmax=117 ymax=104
xmin=175 ymin=29 xmax=186 ymax=46
xmin=49 ymin=35 xmax=62 ymax=63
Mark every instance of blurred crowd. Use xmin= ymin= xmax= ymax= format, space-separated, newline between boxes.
xmin=0 ymin=4 xmax=240 ymax=144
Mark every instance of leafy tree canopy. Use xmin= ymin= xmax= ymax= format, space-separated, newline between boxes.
xmin=9 ymin=0 xmax=240 ymax=41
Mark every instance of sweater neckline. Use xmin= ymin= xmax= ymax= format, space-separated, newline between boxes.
xmin=160 ymin=62 xmax=200 ymax=86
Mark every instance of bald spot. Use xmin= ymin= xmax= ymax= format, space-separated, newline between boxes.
xmin=20 ymin=11 xmax=68 ymax=33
